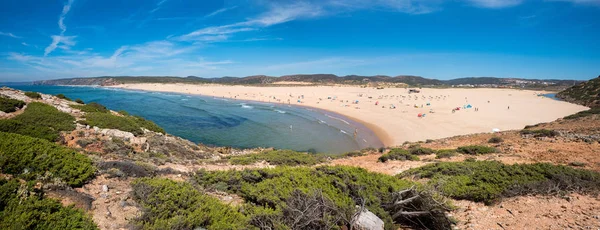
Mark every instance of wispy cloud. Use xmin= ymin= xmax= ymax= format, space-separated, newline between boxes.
xmin=21 ymin=42 xmax=30 ymax=46
xmin=45 ymin=0 xmax=76 ymax=56
xmin=205 ymin=6 xmax=238 ymax=18
xmin=0 ymin=32 xmax=21 ymax=39
xmin=547 ymin=0 xmax=600 ymax=6
xmin=150 ymin=0 xmax=169 ymax=13
xmin=464 ymin=0 xmax=523 ymax=8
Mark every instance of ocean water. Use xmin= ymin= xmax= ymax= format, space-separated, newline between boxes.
xmin=6 ymin=85 xmax=382 ymax=154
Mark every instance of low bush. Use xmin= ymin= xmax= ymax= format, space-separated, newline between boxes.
xmin=400 ymin=161 xmax=600 ymax=204
xmin=0 ymin=178 xmax=98 ymax=229
xmin=80 ymin=112 xmax=164 ymax=136
xmin=520 ymin=129 xmax=559 ymax=138
xmin=339 ymin=151 xmax=365 ymax=158
xmin=488 ymin=137 xmax=504 ymax=143
xmin=131 ymin=178 xmax=248 ymax=230
xmin=194 ymin=166 xmax=452 ymax=229
xmin=229 ymin=150 xmax=324 ymax=166
xmin=564 ymin=108 xmax=600 ymax=120
xmin=98 ymin=161 xmax=154 ymax=178
xmin=0 ymin=96 xmax=25 ymax=113
xmin=409 ymin=146 xmax=435 ymax=155
xmin=55 ymin=93 xmax=71 ymax=101
xmin=70 ymin=102 xmax=109 ymax=113
xmin=0 ymin=102 xmax=75 ymax=141
xmin=24 ymin=91 xmax=41 ymax=99
xmin=75 ymin=98 xmax=84 ymax=104
xmin=0 ymin=132 xmax=95 ymax=187
xmin=436 ymin=149 xmax=458 ymax=159
xmin=456 ymin=145 xmax=497 ymax=155
xmin=378 ymin=149 xmax=419 ymax=162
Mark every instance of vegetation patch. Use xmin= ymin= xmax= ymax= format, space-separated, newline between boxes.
xmin=228 ymin=150 xmax=324 ymax=166
xmin=488 ymin=137 xmax=504 ymax=143
xmin=401 ymin=161 xmax=600 ymax=204
xmin=0 ymin=132 xmax=95 ymax=187
xmin=520 ymin=129 xmax=559 ymax=138
xmin=408 ymin=146 xmax=435 ymax=155
xmin=0 ymin=102 xmax=75 ymax=141
xmin=456 ymin=145 xmax=497 ymax=155
xmin=0 ymin=96 xmax=25 ymax=113
xmin=378 ymin=148 xmax=419 ymax=162
xmin=80 ymin=112 xmax=164 ymax=136
xmin=131 ymin=178 xmax=249 ymax=230
xmin=194 ymin=166 xmax=452 ymax=229
xmin=435 ymin=149 xmax=458 ymax=159
xmin=564 ymin=108 xmax=600 ymax=120
xmin=70 ymin=102 xmax=109 ymax=113
xmin=75 ymin=98 xmax=84 ymax=104
xmin=0 ymin=178 xmax=98 ymax=229
xmin=24 ymin=91 xmax=41 ymax=99
xmin=55 ymin=93 xmax=71 ymax=101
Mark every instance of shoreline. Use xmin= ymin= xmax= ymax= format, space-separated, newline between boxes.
xmin=101 ymin=85 xmax=386 ymax=149
xmin=107 ymin=83 xmax=589 ymax=147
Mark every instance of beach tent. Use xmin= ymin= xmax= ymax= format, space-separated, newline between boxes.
xmin=466 ymin=104 xmax=472 ymax=109
xmin=426 ymin=102 xmax=431 ymax=106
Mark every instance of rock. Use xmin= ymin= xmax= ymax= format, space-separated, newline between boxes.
xmin=353 ymin=208 xmax=384 ymax=230
xmin=102 ymin=185 xmax=109 ymax=192
xmin=100 ymin=128 xmax=135 ymax=140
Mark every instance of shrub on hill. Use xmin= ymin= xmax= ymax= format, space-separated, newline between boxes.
xmin=0 ymin=178 xmax=98 ymax=229
xmin=435 ymin=149 xmax=458 ymax=159
xmin=228 ymin=150 xmax=324 ymax=166
xmin=70 ymin=102 xmax=109 ymax=113
xmin=400 ymin=161 xmax=600 ymax=204
xmin=0 ymin=132 xmax=95 ymax=187
xmin=456 ymin=145 xmax=497 ymax=155
xmin=378 ymin=148 xmax=419 ymax=162
xmin=24 ymin=91 xmax=41 ymax=99
xmin=131 ymin=178 xmax=248 ymax=230
xmin=0 ymin=102 xmax=75 ymax=141
xmin=55 ymin=93 xmax=71 ymax=101
xmin=0 ymin=96 xmax=25 ymax=113
xmin=194 ymin=166 xmax=452 ymax=229
xmin=409 ymin=146 xmax=435 ymax=155
xmin=80 ymin=112 xmax=164 ymax=136
xmin=519 ymin=129 xmax=559 ymax=138
xmin=75 ymin=98 xmax=84 ymax=104
xmin=488 ymin=137 xmax=504 ymax=143
xmin=564 ymin=108 xmax=600 ymax=120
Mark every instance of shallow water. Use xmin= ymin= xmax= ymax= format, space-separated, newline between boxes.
xmin=7 ymin=85 xmax=382 ymax=154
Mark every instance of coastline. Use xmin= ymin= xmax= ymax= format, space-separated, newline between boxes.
xmin=107 ymin=83 xmax=589 ymax=147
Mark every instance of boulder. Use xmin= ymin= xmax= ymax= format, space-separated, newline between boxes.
xmin=353 ymin=208 xmax=384 ymax=230
xmin=101 ymin=129 xmax=135 ymax=140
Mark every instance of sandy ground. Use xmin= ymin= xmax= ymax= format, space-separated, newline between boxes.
xmin=110 ymin=84 xmax=588 ymax=146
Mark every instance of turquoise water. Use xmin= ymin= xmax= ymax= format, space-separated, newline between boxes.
xmin=6 ymin=85 xmax=382 ymax=154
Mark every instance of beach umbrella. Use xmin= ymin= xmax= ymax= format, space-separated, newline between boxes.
xmin=492 ymin=128 xmax=500 ymax=133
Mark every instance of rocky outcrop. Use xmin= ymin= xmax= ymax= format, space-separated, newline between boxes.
xmin=353 ymin=208 xmax=384 ymax=230
xmin=557 ymin=76 xmax=600 ymax=108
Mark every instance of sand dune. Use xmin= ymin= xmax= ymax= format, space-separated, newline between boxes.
xmin=110 ymin=84 xmax=589 ymax=146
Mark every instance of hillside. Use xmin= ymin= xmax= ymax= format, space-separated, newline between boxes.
xmin=31 ymin=75 xmax=582 ymax=89
xmin=1 ymin=87 xmax=600 ymax=229
xmin=557 ymin=75 xmax=600 ymax=108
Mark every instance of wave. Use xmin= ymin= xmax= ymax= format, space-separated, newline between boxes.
xmin=275 ymin=109 xmax=286 ymax=114
xmin=240 ymin=103 xmax=254 ymax=109
xmin=340 ymin=130 xmax=348 ymax=134
xmin=325 ymin=114 xmax=350 ymax=125
xmin=317 ymin=119 xmax=327 ymax=124
xmin=181 ymin=99 xmax=189 ymax=101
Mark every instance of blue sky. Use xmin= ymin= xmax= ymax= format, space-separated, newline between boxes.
xmin=0 ymin=0 xmax=599 ymax=81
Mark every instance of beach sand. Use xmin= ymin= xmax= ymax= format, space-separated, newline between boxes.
xmin=110 ymin=84 xmax=589 ymax=146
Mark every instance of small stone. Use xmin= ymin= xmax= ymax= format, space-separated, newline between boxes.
xmin=102 ymin=185 xmax=109 ymax=192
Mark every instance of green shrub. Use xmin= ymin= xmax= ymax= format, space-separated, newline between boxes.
xmin=229 ymin=150 xmax=324 ymax=166
xmin=131 ymin=178 xmax=248 ymax=230
xmin=436 ymin=149 xmax=458 ymax=159
xmin=456 ymin=145 xmax=497 ymax=155
xmin=70 ymin=102 xmax=109 ymax=113
xmin=378 ymin=149 xmax=419 ymax=162
xmin=24 ymin=91 xmax=41 ymax=99
xmin=564 ymin=108 xmax=600 ymax=119
xmin=80 ymin=112 xmax=164 ymax=136
xmin=194 ymin=166 xmax=450 ymax=229
xmin=55 ymin=94 xmax=71 ymax=101
xmin=0 ymin=102 xmax=75 ymax=141
xmin=488 ymin=137 xmax=504 ymax=143
xmin=401 ymin=161 xmax=600 ymax=204
xmin=520 ymin=129 xmax=559 ymax=138
xmin=0 ymin=132 xmax=95 ymax=187
xmin=409 ymin=146 xmax=435 ymax=155
xmin=75 ymin=98 xmax=84 ymax=104
xmin=338 ymin=151 xmax=365 ymax=158
xmin=0 ymin=96 xmax=25 ymax=113
xmin=0 ymin=178 xmax=98 ymax=229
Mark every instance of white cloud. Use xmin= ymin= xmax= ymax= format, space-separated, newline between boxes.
xmin=150 ymin=0 xmax=169 ymax=13
xmin=205 ymin=6 xmax=237 ymax=18
xmin=464 ymin=0 xmax=523 ymax=8
xmin=45 ymin=35 xmax=77 ymax=56
xmin=21 ymin=42 xmax=30 ymax=46
xmin=547 ymin=0 xmax=600 ymax=5
xmin=0 ymin=32 xmax=21 ymax=38
xmin=58 ymin=0 xmax=75 ymax=33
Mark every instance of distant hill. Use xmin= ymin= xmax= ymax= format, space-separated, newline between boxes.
xmin=32 ymin=75 xmax=584 ymax=89
xmin=557 ymin=76 xmax=600 ymax=108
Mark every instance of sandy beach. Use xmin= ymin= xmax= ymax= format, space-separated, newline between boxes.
xmin=109 ymin=83 xmax=589 ymax=146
